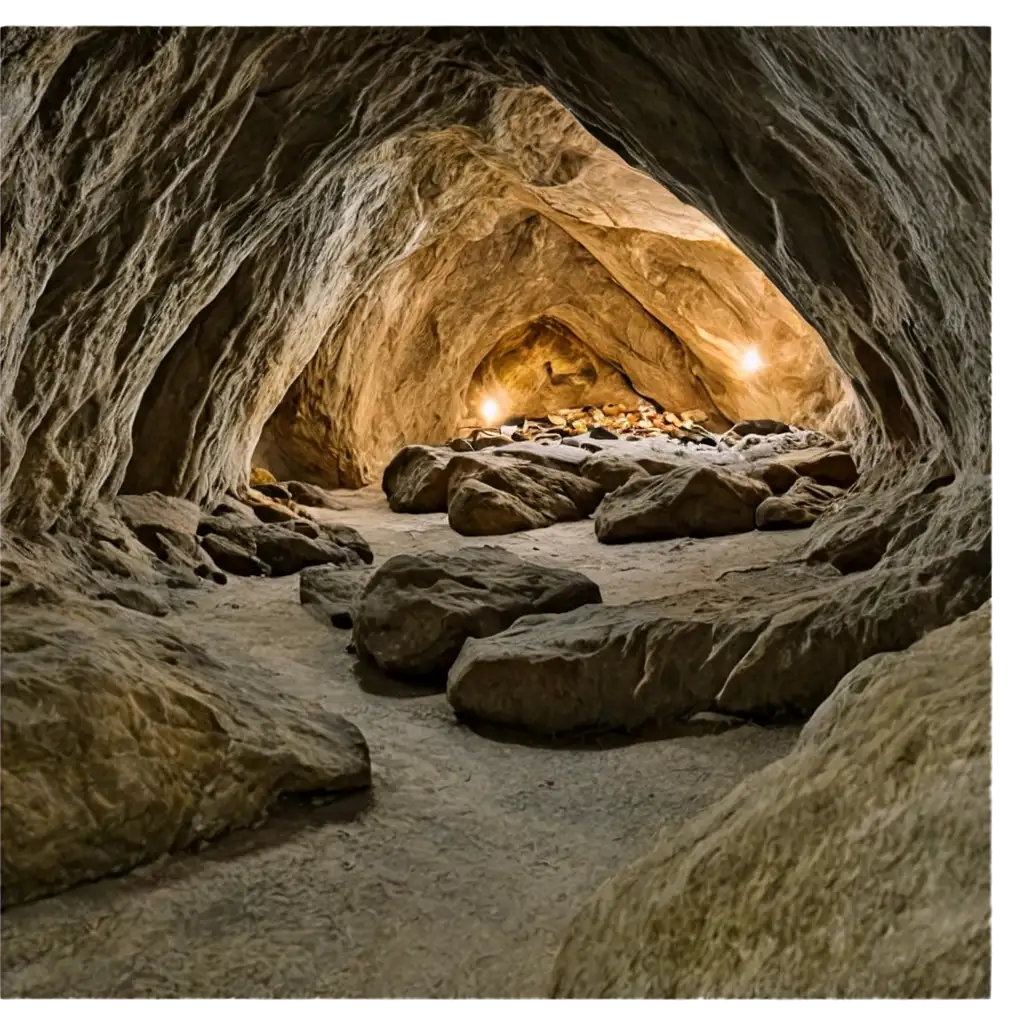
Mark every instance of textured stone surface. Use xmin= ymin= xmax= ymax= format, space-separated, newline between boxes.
xmin=0 ymin=26 xmax=992 ymax=981
xmin=594 ymin=463 xmax=771 ymax=543
xmin=1 ymin=595 xmax=371 ymax=907
xmin=353 ymin=546 xmax=601 ymax=679
xmin=3 ymin=28 xmax=989 ymax=531
xmin=550 ymin=604 xmax=990 ymax=998
xmin=382 ymin=445 xmax=455 ymax=513
xmin=299 ymin=563 xmax=374 ymax=628
xmin=755 ymin=476 xmax=845 ymax=529
xmin=447 ymin=453 xmax=604 ymax=535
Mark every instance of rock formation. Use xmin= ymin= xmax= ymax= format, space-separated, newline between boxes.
xmin=0 ymin=26 xmax=991 ymax=995
xmin=550 ymin=604 xmax=991 ymax=997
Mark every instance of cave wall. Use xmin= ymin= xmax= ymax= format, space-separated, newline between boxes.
xmin=2 ymin=28 xmax=988 ymax=531
xmin=254 ymin=87 xmax=838 ymax=486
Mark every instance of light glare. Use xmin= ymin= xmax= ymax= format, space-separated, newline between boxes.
xmin=480 ymin=398 xmax=500 ymax=425
xmin=741 ymin=347 xmax=764 ymax=374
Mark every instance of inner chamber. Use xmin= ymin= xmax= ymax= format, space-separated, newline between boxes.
xmin=252 ymin=87 xmax=848 ymax=487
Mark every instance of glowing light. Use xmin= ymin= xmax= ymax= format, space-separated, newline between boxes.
xmin=740 ymin=347 xmax=764 ymax=374
xmin=480 ymin=398 xmax=501 ymax=426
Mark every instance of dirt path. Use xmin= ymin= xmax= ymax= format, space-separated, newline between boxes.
xmin=1 ymin=493 xmax=815 ymax=997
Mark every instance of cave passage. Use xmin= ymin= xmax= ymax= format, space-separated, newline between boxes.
xmin=0 ymin=27 xmax=991 ymax=1001
xmin=245 ymin=88 xmax=848 ymax=491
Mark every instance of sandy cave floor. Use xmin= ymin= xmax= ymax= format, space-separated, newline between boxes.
xmin=0 ymin=490 xmax=829 ymax=998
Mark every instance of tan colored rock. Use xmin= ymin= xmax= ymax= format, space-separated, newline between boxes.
xmin=740 ymin=460 xmax=801 ymax=495
xmin=354 ymin=546 xmax=601 ymax=678
xmin=595 ymin=463 xmax=771 ymax=543
xmin=447 ymin=603 xmax=759 ymax=733
xmin=755 ymin=477 xmax=845 ymax=529
xmin=447 ymin=453 xmax=603 ymax=535
xmin=578 ymin=452 xmax=650 ymax=492
xmin=785 ymin=447 xmax=859 ymax=488
xmin=1 ymin=598 xmax=371 ymax=907
xmin=447 ymin=478 xmax=550 ymax=536
xmin=550 ymin=604 xmax=990 ymax=998
xmin=382 ymin=445 xmax=455 ymax=513
xmin=299 ymin=563 xmax=374 ymax=628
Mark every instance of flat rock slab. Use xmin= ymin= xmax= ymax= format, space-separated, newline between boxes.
xmin=447 ymin=603 xmax=766 ymax=734
xmin=299 ymin=564 xmax=375 ymax=628
xmin=447 ymin=454 xmax=603 ymax=536
xmin=1 ymin=599 xmax=371 ymax=907
xmin=448 ymin=551 xmax=989 ymax=734
xmin=353 ymin=546 xmax=602 ymax=680
xmin=595 ymin=463 xmax=771 ymax=543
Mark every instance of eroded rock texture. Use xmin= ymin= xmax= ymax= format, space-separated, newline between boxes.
xmin=5 ymin=26 xmax=989 ymax=528
xmin=0 ymin=26 xmax=991 ymax=978
xmin=550 ymin=604 xmax=991 ymax=997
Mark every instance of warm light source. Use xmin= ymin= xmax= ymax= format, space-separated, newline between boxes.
xmin=740 ymin=347 xmax=764 ymax=374
xmin=480 ymin=397 xmax=500 ymax=426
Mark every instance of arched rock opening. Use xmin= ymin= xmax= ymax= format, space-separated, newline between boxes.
xmin=0 ymin=27 xmax=991 ymax=994
xmin=244 ymin=89 xmax=845 ymax=489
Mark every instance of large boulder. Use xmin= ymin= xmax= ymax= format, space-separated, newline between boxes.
xmin=1 ymin=598 xmax=371 ymax=907
xmin=447 ymin=603 xmax=762 ymax=733
xmin=447 ymin=478 xmax=550 ymax=535
xmin=775 ymin=446 xmax=859 ymax=488
xmin=755 ymin=476 xmax=845 ymax=529
xmin=382 ymin=445 xmax=454 ymax=513
xmin=447 ymin=454 xmax=604 ymax=536
xmin=353 ymin=546 xmax=602 ymax=679
xmin=550 ymin=604 xmax=991 ymax=998
xmin=448 ymin=545 xmax=990 ymax=732
xmin=594 ymin=463 xmax=771 ymax=543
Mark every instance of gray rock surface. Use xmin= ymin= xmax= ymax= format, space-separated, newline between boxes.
xmin=755 ymin=477 xmax=845 ymax=529
xmin=353 ymin=546 xmax=602 ymax=679
xmin=299 ymin=564 xmax=374 ymax=628
xmin=595 ymin=463 xmax=771 ymax=543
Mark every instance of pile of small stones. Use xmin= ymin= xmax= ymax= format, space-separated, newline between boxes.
xmin=455 ymin=402 xmax=716 ymax=447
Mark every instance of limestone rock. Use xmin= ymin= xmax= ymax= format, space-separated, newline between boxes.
xmin=196 ymin=519 xmax=371 ymax=577
xmin=285 ymin=480 xmax=350 ymax=511
xmin=447 ymin=478 xmax=549 ymax=536
xmin=447 ymin=454 xmax=604 ymax=535
xmin=446 ymin=438 xmax=475 ymax=452
xmin=776 ymin=447 xmax=859 ymax=488
xmin=447 ymin=603 xmax=761 ymax=733
xmin=1 ymin=598 xmax=371 ymax=907
xmin=579 ymin=452 xmax=650 ymax=493
xmin=200 ymin=532 xmax=271 ymax=577
xmin=740 ymin=460 xmax=800 ymax=495
xmin=299 ymin=564 xmax=375 ymax=628
xmin=97 ymin=583 xmax=171 ymax=617
xmin=755 ymin=477 xmax=845 ymax=529
xmin=116 ymin=493 xmax=202 ymax=539
xmin=594 ymin=463 xmax=771 ymax=543
xmin=353 ymin=546 xmax=602 ymax=679
xmin=714 ymin=556 xmax=989 ymax=718
xmin=550 ymin=604 xmax=990 ymax=998
xmin=382 ymin=445 xmax=455 ymax=513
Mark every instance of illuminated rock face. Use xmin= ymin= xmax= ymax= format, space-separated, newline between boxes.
xmin=1 ymin=28 xmax=988 ymax=527
xmin=255 ymin=88 xmax=838 ymax=486
xmin=0 ymin=28 xmax=991 ymax=963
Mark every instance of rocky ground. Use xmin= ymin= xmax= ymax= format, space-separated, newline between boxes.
xmin=0 ymin=494 xmax=806 ymax=998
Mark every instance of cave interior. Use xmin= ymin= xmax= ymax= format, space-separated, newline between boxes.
xmin=0 ymin=26 xmax=992 ymax=1000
